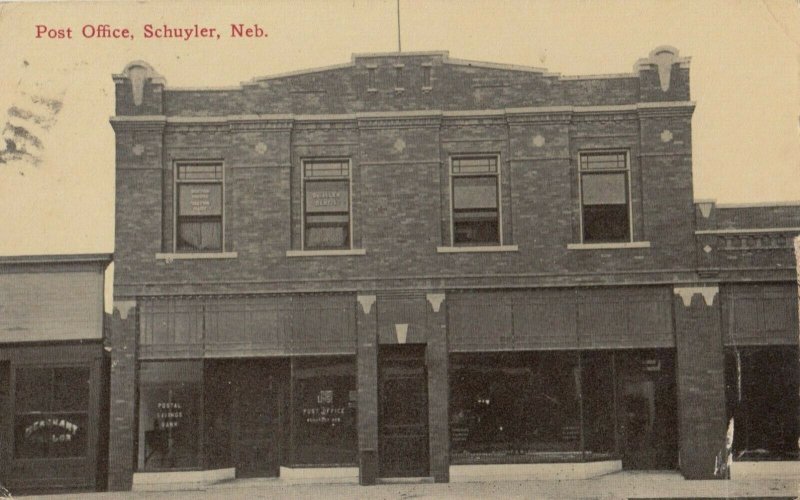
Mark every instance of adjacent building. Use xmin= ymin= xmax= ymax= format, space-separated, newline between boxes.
xmin=0 ymin=254 xmax=111 ymax=493
xmin=107 ymin=47 xmax=800 ymax=490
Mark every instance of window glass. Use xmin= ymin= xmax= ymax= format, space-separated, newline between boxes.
xmin=450 ymin=352 xmax=581 ymax=463
xmin=138 ymin=361 xmax=203 ymax=470
xmin=14 ymin=368 xmax=51 ymax=413
xmin=580 ymin=153 xmax=630 ymax=243
xmin=451 ymin=157 xmax=500 ymax=246
xmin=303 ymin=161 xmax=351 ymax=250
xmin=453 ymin=176 xmax=497 ymax=210
xmin=292 ymin=357 xmax=357 ymax=466
xmin=725 ymin=346 xmax=799 ymax=461
xmin=177 ymin=220 xmax=222 ymax=252
xmin=14 ymin=413 xmax=88 ymax=459
xmin=582 ymin=205 xmax=630 ymax=243
xmin=581 ymin=173 xmax=626 ymax=205
xmin=175 ymin=163 xmax=223 ymax=253
xmin=52 ymin=367 xmax=90 ymax=412
xmin=580 ymin=152 xmax=626 ymax=170
xmin=14 ymin=366 xmax=90 ymax=459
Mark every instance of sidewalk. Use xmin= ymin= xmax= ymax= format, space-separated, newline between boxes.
xmin=15 ymin=471 xmax=800 ymax=500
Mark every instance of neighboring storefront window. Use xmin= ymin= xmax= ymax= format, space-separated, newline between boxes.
xmin=291 ymin=357 xmax=357 ymax=466
xmin=138 ymin=361 xmax=203 ymax=470
xmin=450 ymin=352 xmax=581 ymax=462
xmin=13 ymin=366 xmax=90 ymax=459
xmin=725 ymin=346 xmax=800 ymax=461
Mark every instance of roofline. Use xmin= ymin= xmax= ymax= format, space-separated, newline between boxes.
xmin=0 ymin=253 xmax=113 ymax=266
xmin=445 ymin=57 xmax=549 ymax=74
xmin=241 ymin=50 xmax=554 ymax=86
xmin=351 ymin=50 xmax=450 ymax=59
xmin=244 ymin=61 xmax=356 ymax=85
xmin=694 ymin=199 xmax=800 ymax=209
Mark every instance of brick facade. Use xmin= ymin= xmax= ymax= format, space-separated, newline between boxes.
xmin=109 ymin=49 xmax=800 ymax=488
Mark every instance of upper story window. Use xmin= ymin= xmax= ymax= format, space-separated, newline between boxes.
xmin=303 ymin=160 xmax=351 ymax=250
xmin=451 ymin=156 xmax=500 ymax=246
xmin=579 ymin=152 xmax=631 ymax=243
xmin=175 ymin=163 xmax=223 ymax=253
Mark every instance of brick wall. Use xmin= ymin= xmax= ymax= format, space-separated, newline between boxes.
xmin=111 ymin=49 xmax=701 ymax=298
xmin=106 ymin=303 xmax=137 ymax=491
xmin=673 ymin=286 xmax=727 ymax=479
xmin=111 ymin=112 xmax=697 ymax=296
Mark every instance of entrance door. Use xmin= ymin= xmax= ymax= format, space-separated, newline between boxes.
xmin=231 ymin=361 xmax=282 ymax=478
xmin=378 ymin=345 xmax=429 ymax=478
xmin=616 ymin=351 xmax=677 ymax=470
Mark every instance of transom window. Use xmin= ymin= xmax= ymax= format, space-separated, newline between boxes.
xmin=579 ymin=152 xmax=631 ymax=243
xmin=175 ymin=163 xmax=223 ymax=252
xmin=451 ymin=156 xmax=500 ymax=246
xmin=303 ymin=160 xmax=351 ymax=250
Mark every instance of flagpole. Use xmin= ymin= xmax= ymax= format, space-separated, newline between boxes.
xmin=397 ymin=0 xmax=401 ymax=52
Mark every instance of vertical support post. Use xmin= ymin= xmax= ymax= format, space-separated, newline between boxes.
xmin=577 ymin=351 xmax=586 ymax=461
xmin=107 ymin=300 xmax=137 ymax=491
xmin=426 ymin=293 xmax=449 ymax=482
xmin=673 ymin=285 xmax=726 ymax=480
xmin=356 ymin=295 xmax=378 ymax=485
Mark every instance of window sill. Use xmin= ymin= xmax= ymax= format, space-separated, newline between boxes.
xmin=156 ymin=252 xmax=238 ymax=261
xmin=436 ymin=245 xmax=519 ymax=253
xmin=567 ymin=241 xmax=651 ymax=250
xmin=286 ymin=249 xmax=367 ymax=257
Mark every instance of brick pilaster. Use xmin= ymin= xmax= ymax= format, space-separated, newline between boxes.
xmin=356 ymin=295 xmax=378 ymax=485
xmin=673 ymin=286 xmax=726 ymax=479
xmin=426 ymin=293 xmax=449 ymax=482
xmin=106 ymin=300 xmax=137 ymax=491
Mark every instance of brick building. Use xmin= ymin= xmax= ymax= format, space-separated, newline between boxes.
xmin=108 ymin=47 xmax=800 ymax=490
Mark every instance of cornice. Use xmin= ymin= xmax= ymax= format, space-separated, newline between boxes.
xmin=108 ymin=101 xmax=697 ymax=132
xmin=109 ymin=115 xmax=166 ymax=132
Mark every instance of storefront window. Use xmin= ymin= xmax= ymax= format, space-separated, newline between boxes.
xmin=138 ymin=361 xmax=203 ymax=470
xmin=450 ymin=350 xmax=676 ymax=466
xmin=725 ymin=346 xmax=799 ymax=461
xmin=450 ymin=352 xmax=581 ymax=463
xmin=14 ymin=366 xmax=90 ymax=459
xmin=291 ymin=357 xmax=357 ymax=466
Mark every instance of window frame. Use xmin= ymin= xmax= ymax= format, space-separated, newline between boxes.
xmin=577 ymin=150 xmax=633 ymax=244
xmin=448 ymin=154 xmax=503 ymax=247
xmin=173 ymin=161 xmax=225 ymax=254
xmin=301 ymin=158 xmax=353 ymax=251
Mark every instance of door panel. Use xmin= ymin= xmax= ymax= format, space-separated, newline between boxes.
xmin=208 ymin=360 xmax=285 ymax=479
xmin=616 ymin=351 xmax=677 ymax=470
xmin=379 ymin=345 xmax=429 ymax=478
xmin=234 ymin=375 xmax=280 ymax=478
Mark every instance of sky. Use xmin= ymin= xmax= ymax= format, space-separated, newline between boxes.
xmin=0 ymin=0 xmax=798 ymax=276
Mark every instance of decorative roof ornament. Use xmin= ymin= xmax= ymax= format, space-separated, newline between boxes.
xmin=117 ymin=61 xmax=166 ymax=106
xmin=634 ymin=46 xmax=690 ymax=92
